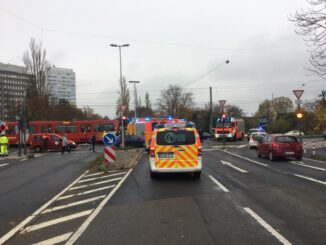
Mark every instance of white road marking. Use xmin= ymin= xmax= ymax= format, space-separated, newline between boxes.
xmin=19 ymin=158 xmax=26 ymax=162
xmin=42 ymin=195 xmax=106 ymax=214
xmin=66 ymin=169 xmax=133 ymax=245
xmin=32 ymin=232 xmax=73 ymax=245
xmin=58 ymin=185 xmax=115 ymax=200
xmin=21 ymin=209 xmax=93 ymax=233
xmin=303 ymin=157 xmax=326 ymax=164
xmin=289 ymin=161 xmax=326 ymax=171
xmin=202 ymin=148 xmax=216 ymax=152
xmin=243 ymin=207 xmax=291 ymax=245
xmin=77 ymin=172 xmax=126 ymax=183
xmin=221 ymin=160 xmax=248 ymax=173
xmin=83 ymin=170 xmax=117 ymax=178
xmin=208 ymin=175 xmax=230 ymax=192
xmin=218 ymin=149 xmax=268 ymax=167
xmin=0 ymin=170 xmax=89 ymax=244
xmin=236 ymin=144 xmax=247 ymax=149
xmin=69 ymin=177 xmax=122 ymax=191
xmin=293 ymin=174 xmax=326 ymax=186
xmin=0 ymin=163 xmax=9 ymax=167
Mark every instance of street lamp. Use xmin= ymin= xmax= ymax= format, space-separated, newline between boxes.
xmin=129 ymin=81 xmax=140 ymax=118
xmin=110 ymin=43 xmax=130 ymax=149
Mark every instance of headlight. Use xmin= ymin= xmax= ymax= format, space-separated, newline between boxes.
xmin=73 ymin=142 xmax=76 ymax=145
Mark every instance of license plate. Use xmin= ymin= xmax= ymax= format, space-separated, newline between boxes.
xmin=285 ymin=152 xmax=294 ymax=155
xmin=158 ymin=153 xmax=174 ymax=159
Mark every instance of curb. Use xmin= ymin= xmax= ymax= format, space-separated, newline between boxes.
xmin=128 ymin=150 xmax=145 ymax=168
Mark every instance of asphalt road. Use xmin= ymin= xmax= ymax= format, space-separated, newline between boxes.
xmin=1 ymin=142 xmax=326 ymax=244
xmin=0 ymin=145 xmax=100 ymax=239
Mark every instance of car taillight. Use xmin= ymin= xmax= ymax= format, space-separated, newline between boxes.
xmin=150 ymin=148 xmax=155 ymax=158
xmin=272 ymin=143 xmax=280 ymax=149
xmin=198 ymin=148 xmax=202 ymax=157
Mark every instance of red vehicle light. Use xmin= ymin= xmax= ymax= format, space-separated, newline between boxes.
xmin=198 ymin=147 xmax=202 ymax=157
xmin=272 ymin=143 xmax=280 ymax=150
xmin=150 ymin=148 xmax=155 ymax=158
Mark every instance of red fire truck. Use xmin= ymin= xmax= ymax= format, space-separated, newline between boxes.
xmin=213 ymin=117 xmax=245 ymax=141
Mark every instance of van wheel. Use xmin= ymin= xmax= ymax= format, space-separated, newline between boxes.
xmin=150 ymin=170 xmax=157 ymax=179
xmin=269 ymin=152 xmax=275 ymax=161
xmin=193 ymin=171 xmax=201 ymax=179
xmin=34 ymin=146 xmax=42 ymax=153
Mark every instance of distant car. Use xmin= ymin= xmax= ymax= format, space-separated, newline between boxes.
xmin=30 ymin=133 xmax=76 ymax=153
xmin=248 ymin=132 xmax=267 ymax=149
xmin=256 ymin=134 xmax=303 ymax=161
xmin=115 ymin=135 xmax=145 ymax=148
xmin=285 ymin=130 xmax=305 ymax=137
xmin=321 ymin=130 xmax=326 ymax=140
xmin=247 ymin=128 xmax=265 ymax=141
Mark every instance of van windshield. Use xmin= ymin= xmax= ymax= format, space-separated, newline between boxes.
xmin=156 ymin=130 xmax=196 ymax=145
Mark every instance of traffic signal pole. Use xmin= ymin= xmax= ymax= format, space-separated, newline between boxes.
xmin=222 ymin=109 xmax=226 ymax=146
xmin=209 ymin=87 xmax=213 ymax=136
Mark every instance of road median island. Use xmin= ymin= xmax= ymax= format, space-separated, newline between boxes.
xmin=89 ymin=148 xmax=144 ymax=172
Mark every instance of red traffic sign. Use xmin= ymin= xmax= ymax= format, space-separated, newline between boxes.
xmin=104 ymin=146 xmax=116 ymax=163
xmin=219 ymin=100 xmax=226 ymax=108
xmin=293 ymin=90 xmax=304 ymax=100
xmin=120 ymin=105 xmax=126 ymax=112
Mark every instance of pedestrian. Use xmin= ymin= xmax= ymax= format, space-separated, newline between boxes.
xmin=42 ymin=133 xmax=49 ymax=152
xmin=89 ymin=134 xmax=96 ymax=152
xmin=61 ymin=134 xmax=70 ymax=154
xmin=102 ymin=130 xmax=107 ymax=139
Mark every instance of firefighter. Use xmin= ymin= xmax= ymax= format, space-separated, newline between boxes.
xmin=0 ymin=133 xmax=8 ymax=157
xmin=102 ymin=130 xmax=107 ymax=139
xmin=2 ymin=133 xmax=8 ymax=156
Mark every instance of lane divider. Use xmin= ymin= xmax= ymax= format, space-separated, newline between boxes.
xmin=42 ymin=195 xmax=106 ymax=214
xmin=243 ymin=207 xmax=292 ymax=245
xmin=32 ymin=232 xmax=73 ymax=245
xmin=21 ymin=210 xmax=93 ymax=234
xmin=221 ymin=160 xmax=248 ymax=173
xmin=289 ymin=161 xmax=326 ymax=171
xmin=208 ymin=175 xmax=230 ymax=192
xmin=216 ymin=149 xmax=268 ymax=167
xmin=58 ymin=185 xmax=115 ymax=200
xmin=69 ymin=177 xmax=122 ymax=191
xmin=0 ymin=163 xmax=9 ymax=167
xmin=66 ymin=168 xmax=133 ymax=244
xmin=0 ymin=170 xmax=89 ymax=244
xmin=77 ymin=172 xmax=126 ymax=184
xmin=293 ymin=174 xmax=326 ymax=186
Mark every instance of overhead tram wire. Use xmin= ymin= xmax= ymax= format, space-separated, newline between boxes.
xmin=0 ymin=6 xmax=304 ymax=52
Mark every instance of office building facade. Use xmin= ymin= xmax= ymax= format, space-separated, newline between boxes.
xmin=0 ymin=63 xmax=32 ymax=121
xmin=47 ymin=66 xmax=76 ymax=104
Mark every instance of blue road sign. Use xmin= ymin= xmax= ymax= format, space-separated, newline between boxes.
xmin=103 ymin=133 xmax=116 ymax=146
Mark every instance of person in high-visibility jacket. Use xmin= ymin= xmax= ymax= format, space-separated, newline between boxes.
xmin=102 ymin=131 xmax=107 ymax=139
xmin=0 ymin=133 xmax=8 ymax=156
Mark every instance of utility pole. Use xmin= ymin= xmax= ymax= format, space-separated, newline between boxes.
xmin=209 ymin=87 xmax=213 ymax=136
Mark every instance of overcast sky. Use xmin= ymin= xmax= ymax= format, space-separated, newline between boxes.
xmin=1 ymin=0 xmax=325 ymax=118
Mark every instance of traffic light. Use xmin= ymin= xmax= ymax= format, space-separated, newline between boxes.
xmin=296 ymin=112 xmax=304 ymax=119
xmin=222 ymin=113 xmax=226 ymax=119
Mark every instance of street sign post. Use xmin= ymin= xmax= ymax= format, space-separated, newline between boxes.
xmin=120 ymin=105 xmax=126 ymax=149
xmin=293 ymin=90 xmax=304 ymax=144
xmin=293 ymin=90 xmax=304 ymax=100
xmin=219 ymin=100 xmax=227 ymax=146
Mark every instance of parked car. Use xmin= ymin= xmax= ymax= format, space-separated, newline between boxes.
xmin=248 ymin=132 xmax=267 ymax=149
xmin=115 ymin=135 xmax=145 ymax=148
xmin=30 ymin=133 xmax=76 ymax=153
xmin=285 ymin=130 xmax=305 ymax=137
xmin=256 ymin=134 xmax=303 ymax=161
xmin=321 ymin=130 xmax=326 ymax=140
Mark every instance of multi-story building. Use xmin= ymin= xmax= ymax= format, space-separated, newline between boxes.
xmin=47 ymin=66 xmax=76 ymax=104
xmin=0 ymin=63 xmax=32 ymax=121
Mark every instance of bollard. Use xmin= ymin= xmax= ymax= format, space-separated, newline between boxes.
xmin=312 ymin=140 xmax=315 ymax=157
xmin=303 ymin=140 xmax=306 ymax=154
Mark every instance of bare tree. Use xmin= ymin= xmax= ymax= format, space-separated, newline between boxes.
xmin=116 ymin=76 xmax=130 ymax=114
xmin=145 ymin=92 xmax=152 ymax=109
xmin=23 ymin=38 xmax=51 ymax=120
xmin=291 ymin=1 xmax=326 ymax=77
xmin=157 ymin=84 xmax=193 ymax=118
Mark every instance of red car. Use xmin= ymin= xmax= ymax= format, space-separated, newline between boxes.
xmin=256 ymin=134 xmax=303 ymax=161
xmin=29 ymin=133 xmax=76 ymax=153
